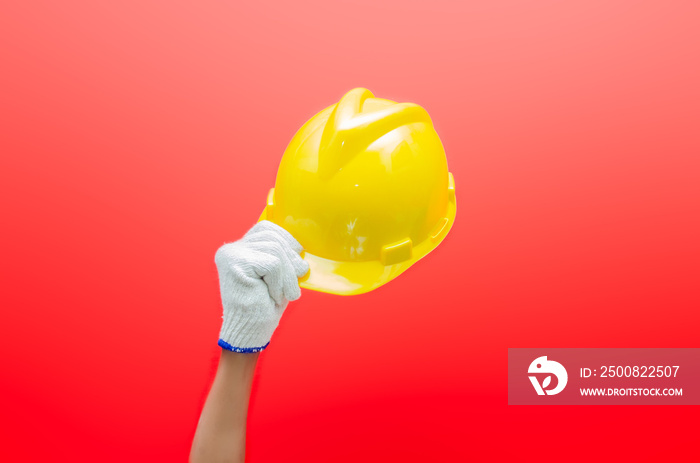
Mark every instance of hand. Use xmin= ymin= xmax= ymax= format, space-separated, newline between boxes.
xmin=215 ymin=220 xmax=309 ymax=353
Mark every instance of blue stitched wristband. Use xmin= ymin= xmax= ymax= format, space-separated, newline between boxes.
xmin=218 ymin=338 xmax=269 ymax=353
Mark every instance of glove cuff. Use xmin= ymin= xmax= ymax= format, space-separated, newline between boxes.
xmin=217 ymin=338 xmax=269 ymax=353
xmin=218 ymin=311 xmax=279 ymax=353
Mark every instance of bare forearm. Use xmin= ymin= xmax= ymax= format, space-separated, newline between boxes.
xmin=190 ymin=350 xmax=259 ymax=463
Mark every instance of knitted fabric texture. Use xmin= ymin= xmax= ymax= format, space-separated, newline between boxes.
xmin=215 ymin=221 xmax=308 ymax=352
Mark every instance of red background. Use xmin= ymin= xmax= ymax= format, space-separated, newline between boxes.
xmin=2 ymin=1 xmax=699 ymax=461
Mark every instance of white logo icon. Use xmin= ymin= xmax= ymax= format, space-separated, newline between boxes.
xmin=528 ymin=356 xmax=568 ymax=395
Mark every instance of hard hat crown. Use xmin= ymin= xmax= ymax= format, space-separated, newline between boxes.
xmin=260 ymin=88 xmax=456 ymax=295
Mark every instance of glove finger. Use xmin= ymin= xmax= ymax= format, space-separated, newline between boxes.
xmin=216 ymin=242 xmax=269 ymax=277
xmin=215 ymin=242 xmax=254 ymax=278
xmin=244 ymin=230 xmax=308 ymax=276
xmin=281 ymin=261 xmax=302 ymax=301
xmin=243 ymin=229 xmax=303 ymax=257
xmin=215 ymin=244 xmax=284 ymax=307
xmin=266 ymin=260 xmax=302 ymax=305
xmin=291 ymin=252 xmax=309 ymax=278
xmin=246 ymin=240 xmax=301 ymax=303
xmin=243 ymin=220 xmax=304 ymax=254
xmin=256 ymin=255 xmax=286 ymax=306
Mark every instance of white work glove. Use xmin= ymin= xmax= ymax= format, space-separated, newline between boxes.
xmin=215 ymin=220 xmax=309 ymax=353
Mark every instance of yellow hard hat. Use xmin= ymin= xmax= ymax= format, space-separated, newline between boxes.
xmin=259 ymin=88 xmax=456 ymax=295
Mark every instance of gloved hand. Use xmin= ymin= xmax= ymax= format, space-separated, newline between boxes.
xmin=215 ymin=220 xmax=309 ymax=353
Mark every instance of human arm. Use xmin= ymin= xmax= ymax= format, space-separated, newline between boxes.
xmin=190 ymin=350 xmax=258 ymax=463
xmin=190 ymin=221 xmax=308 ymax=463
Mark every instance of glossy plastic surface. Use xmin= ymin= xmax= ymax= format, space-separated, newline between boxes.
xmin=260 ymin=88 xmax=456 ymax=295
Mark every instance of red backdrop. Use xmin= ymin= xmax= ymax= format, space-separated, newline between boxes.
xmin=2 ymin=1 xmax=699 ymax=461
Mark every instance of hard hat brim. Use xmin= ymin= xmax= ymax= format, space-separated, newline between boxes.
xmin=258 ymin=195 xmax=456 ymax=296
